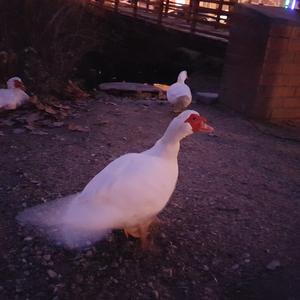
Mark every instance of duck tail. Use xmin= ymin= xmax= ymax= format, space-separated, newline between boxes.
xmin=16 ymin=194 xmax=109 ymax=249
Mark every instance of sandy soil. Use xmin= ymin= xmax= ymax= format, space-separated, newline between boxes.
xmin=0 ymin=93 xmax=299 ymax=300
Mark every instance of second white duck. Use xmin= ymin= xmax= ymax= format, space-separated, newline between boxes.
xmin=167 ymin=70 xmax=192 ymax=113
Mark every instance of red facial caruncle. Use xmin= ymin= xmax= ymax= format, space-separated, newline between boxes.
xmin=14 ymin=80 xmax=25 ymax=91
xmin=185 ymin=113 xmax=214 ymax=133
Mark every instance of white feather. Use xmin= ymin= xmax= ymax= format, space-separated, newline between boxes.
xmin=0 ymin=77 xmax=29 ymax=110
xmin=17 ymin=110 xmax=200 ymax=248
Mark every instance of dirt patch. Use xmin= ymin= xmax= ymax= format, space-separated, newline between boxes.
xmin=0 ymin=93 xmax=299 ymax=299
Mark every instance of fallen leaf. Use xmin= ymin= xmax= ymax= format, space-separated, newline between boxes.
xmin=29 ymin=95 xmax=39 ymax=105
xmin=59 ymin=110 xmax=70 ymax=117
xmin=26 ymin=112 xmax=41 ymax=124
xmin=95 ymin=119 xmax=109 ymax=126
xmin=29 ymin=96 xmax=58 ymax=115
xmin=13 ymin=128 xmax=25 ymax=134
xmin=68 ymin=123 xmax=90 ymax=132
xmin=24 ymin=124 xmax=36 ymax=131
xmin=53 ymin=121 xmax=64 ymax=127
xmin=47 ymin=269 xmax=57 ymax=279
xmin=1 ymin=119 xmax=15 ymax=126
xmin=266 ymin=260 xmax=281 ymax=270
xmin=31 ymin=130 xmax=48 ymax=135
xmin=51 ymin=102 xmax=70 ymax=110
xmin=44 ymin=105 xmax=57 ymax=115
xmin=65 ymin=80 xmax=89 ymax=101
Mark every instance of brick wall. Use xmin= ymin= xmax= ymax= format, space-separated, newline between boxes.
xmin=220 ymin=4 xmax=300 ymax=120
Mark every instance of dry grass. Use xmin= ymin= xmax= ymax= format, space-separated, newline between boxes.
xmin=0 ymin=0 xmax=105 ymax=94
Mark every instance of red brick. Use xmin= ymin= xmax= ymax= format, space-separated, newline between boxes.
xmin=268 ymin=97 xmax=284 ymax=108
xmin=270 ymin=24 xmax=293 ymax=38
xmin=267 ymin=37 xmax=289 ymax=51
xmin=293 ymin=51 xmax=300 ymax=63
xmin=295 ymin=87 xmax=300 ymax=97
xmin=262 ymin=86 xmax=295 ymax=97
xmin=291 ymin=27 xmax=300 ymax=39
xmin=288 ymin=76 xmax=300 ymax=85
xmin=262 ymin=62 xmax=282 ymax=75
xmin=264 ymin=50 xmax=294 ymax=64
xmin=289 ymin=40 xmax=300 ymax=51
xmin=282 ymin=63 xmax=300 ymax=75
xmin=260 ymin=73 xmax=291 ymax=86
xmin=271 ymin=108 xmax=300 ymax=119
xmin=283 ymin=97 xmax=300 ymax=108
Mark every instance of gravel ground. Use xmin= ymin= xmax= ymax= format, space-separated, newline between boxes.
xmin=0 ymin=93 xmax=299 ymax=300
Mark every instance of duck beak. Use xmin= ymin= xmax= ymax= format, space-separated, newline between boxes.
xmin=200 ymin=122 xmax=214 ymax=133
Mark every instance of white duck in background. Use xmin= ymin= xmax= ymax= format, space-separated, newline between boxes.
xmin=167 ymin=70 xmax=192 ymax=113
xmin=0 ymin=77 xmax=29 ymax=110
xmin=17 ymin=110 xmax=214 ymax=249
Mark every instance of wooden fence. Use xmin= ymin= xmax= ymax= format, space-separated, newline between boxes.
xmin=88 ymin=0 xmax=235 ymax=39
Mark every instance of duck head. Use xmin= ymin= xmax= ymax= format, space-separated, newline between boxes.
xmin=7 ymin=77 xmax=26 ymax=91
xmin=184 ymin=112 xmax=214 ymax=134
xmin=163 ymin=110 xmax=214 ymax=144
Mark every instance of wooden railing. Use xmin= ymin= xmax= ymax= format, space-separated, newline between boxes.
xmin=88 ymin=0 xmax=234 ymax=39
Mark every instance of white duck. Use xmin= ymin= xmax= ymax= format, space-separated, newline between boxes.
xmin=17 ymin=110 xmax=214 ymax=249
xmin=167 ymin=71 xmax=192 ymax=113
xmin=0 ymin=77 xmax=29 ymax=110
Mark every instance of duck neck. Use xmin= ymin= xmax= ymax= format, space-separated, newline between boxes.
xmin=148 ymin=123 xmax=188 ymax=159
xmin=177 ymin=71 xmax=187 ymax=84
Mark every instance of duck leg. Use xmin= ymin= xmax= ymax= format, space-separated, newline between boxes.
xmin=123 ymin=226 xmax=140 ymax=238
xmin=123 ymin=217 xmax=160 ymax=250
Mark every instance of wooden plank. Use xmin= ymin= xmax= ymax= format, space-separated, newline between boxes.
xmin=114 ymin=0 xmax=119 ymax=11
xmin=87 ymin=0 xmax=230 ymax=39
xmin=157 ymin=0 xmax=164 ymax=24
xmin=99 ymin=82 xmax=162 ymax=94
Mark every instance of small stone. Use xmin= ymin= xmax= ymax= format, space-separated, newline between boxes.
xmin=98 ymin=265 xmax=108 ymax=271
xmin=203 ymin=265 xmax=210 ymax=271
xmin=43 ymin=254 xmax=51 ymax=261
xmin=111 ymin=277 xmax=118 ymax=284
xmin=153 ymin=290 xmax=159 ymax=299
xmin=85 ymin=250 xmax=93 ymax=257
xmin=53 ymin=122 xmax=64 ymax=127
xmin=163 ymin=268 xmax=173 ymax=277
xmin=24 ymin=236 xmax=33 ymax=241
xmin=13 ymin=128 xmax=25 ymax=134
xmin=76 ymin=274 xmax=84 ymax=283
xmin=266 ymin=260 xmax=281 ymax=270
xmin=244 ymin=259 xmax=251 ymax=263
xmin=232 ymin=264 xmax=239 ymax=270
xmin=47 ymin=269 xmax=58 ymax=278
